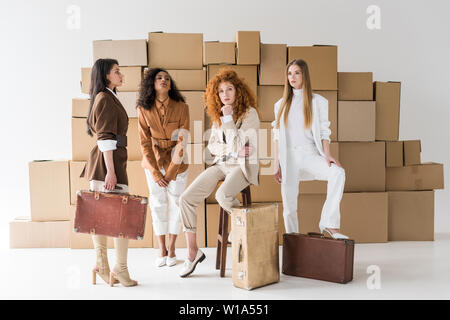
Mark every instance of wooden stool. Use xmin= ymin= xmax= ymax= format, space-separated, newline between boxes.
xmin=216 ymin=185 xmax=252 ymax=277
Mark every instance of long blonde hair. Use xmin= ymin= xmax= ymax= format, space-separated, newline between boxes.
xmin=276 ymin=59 xmax=313 ymax=129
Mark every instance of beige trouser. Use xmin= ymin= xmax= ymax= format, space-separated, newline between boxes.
xmin=89 ymin=180 xmax=130 ymax=272
xmin=179 ymin=163 xmax=249 ymax=233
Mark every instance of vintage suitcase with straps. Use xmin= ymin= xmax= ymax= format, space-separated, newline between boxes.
xmin=74 ymin=190 xmax=148 ymax=240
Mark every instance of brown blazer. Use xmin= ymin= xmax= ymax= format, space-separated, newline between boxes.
xmin=82 ymin=90 xmax=129 ymax=185
xmin=137 ymin=98 xmax=190 ymax=182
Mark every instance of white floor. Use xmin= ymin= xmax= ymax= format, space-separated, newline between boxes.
xmin=1 ymin=233 xmax=450 ymax=300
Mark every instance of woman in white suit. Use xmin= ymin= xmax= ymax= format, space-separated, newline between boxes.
xmin=272 ymin=59 xmax=348 ymax=239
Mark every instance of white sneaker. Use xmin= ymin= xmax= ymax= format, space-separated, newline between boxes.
xmin=155 ymin=255 xmax=167 ymax=267
xmin=179 ymin=249 xmax=206 ymax=278
xmin=166 ymin=256 xmax=177 ymax=267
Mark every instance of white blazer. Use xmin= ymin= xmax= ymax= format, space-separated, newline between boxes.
xmin=271 ymin=93 xmax=331 ymax=184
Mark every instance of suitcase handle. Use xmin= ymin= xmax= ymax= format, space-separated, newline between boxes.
xmin=238 ymin=240 xmax=243 ymax=263
xmin=307 ymin=232 xmax=325 ymax=238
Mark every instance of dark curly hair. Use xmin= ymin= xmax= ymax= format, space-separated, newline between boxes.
xmin=137 ymin=68 xmax=185 ymax=110
xmin=204 ymin=67 xmax=258 ymax=125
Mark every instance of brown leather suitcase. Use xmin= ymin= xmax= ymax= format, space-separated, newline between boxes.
xmin=282 ymin=232 xmax=354 ymax=284
xmin=74 ymin=190 xmax=148 ymax=240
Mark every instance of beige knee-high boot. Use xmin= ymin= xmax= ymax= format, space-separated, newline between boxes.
xmin=109 ymin=238 xmax=138 ymax=287
xmin=92 ymin=235 xmax=116 ymax=285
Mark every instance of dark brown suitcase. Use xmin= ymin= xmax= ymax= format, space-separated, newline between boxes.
xmin=282 ymin=232 xmax=354 ymax=284
xmin=74 ymin=190 xmax=148 ymax=240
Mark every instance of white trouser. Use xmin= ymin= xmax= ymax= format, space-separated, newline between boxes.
xmin=281 ymin=144 xmax=346 ymax=234
xmin=145 ymin=168 xmax=188 ymax=236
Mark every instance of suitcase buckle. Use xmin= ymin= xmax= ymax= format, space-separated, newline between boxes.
xmin=90 ymin=228 xmax=96 ymax=235
xmin=119 ymin=233 xmax=124 ymax=239
xmin=122 ymin=196 xmax=128 ymax=204
xmin=236 ymin=216 xmax=245 ymax=227
xmin=94 ymin=192 xmax=100 ymax=200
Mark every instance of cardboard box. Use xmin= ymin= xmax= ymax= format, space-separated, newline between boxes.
xmin=235 ymin=31 xmax=260 ymax=65
xmin=257 ymin=86 xmax=283 ymax=121
xmin=71 ymin=118 xmax=96 ymax=161
xmin=81 ymin=67 xmax=90 ymax=94
xmin=29 ymin=160 xmax=70 ymax=221
xmin=181 ymin=91 xmax=206 ymax=144
xmin=69 ymin=161 xmax=89 ymax=205
xmin=388 ymin=191 xmax=434 ymax=241
xmin=386 ymin=163 xmax=444 ymax=191
xmin=93 ymin=39 xmax=147 ymax=67
xmin=288 ymin=45 xmax=337 ymax=90
xmin=81 ymin=67 xmax=143 ymax=94
xmin=374 ymin=81 xmax=401 ymax=141
xmin=72 ymin=118 xmax=142 ymax=161
xmin=259 ymin=44 xmax=286 ymax=85
xmin=338 ymin=72 xmax=373 ymax=100
xmin=297 ymin=193 xmax=388 ymax=243
xmin=258 ymin=122 xmax=275 ymax=159
xmin=117 ymin=67 xmax=143 ymax=92
xmin=339 ymin=142 xmax=386 ymax=192
xmin=72 ymin=98 xmax=90 ymax=118
xmin=168 ymin=70 xmax=206 ymax=91
xmin=338 ymin=101 xmax=375 ymax=141
xmin=148 ymin=33 xmax=203 ymax=69
xmin=314 ymin=90 xmax=338 ymax=141
xmin=403 ymin=140 xmax=421 ymax=166
xmin=127 ymin=161 xmax=149 ymax=197
xmin=386 ymin=141 xmax=403 ymax=167
xmin=207 ymin=65 xmax=257 ymax=97
xmin=117 ymin=91 xmax=138 ymax=118
xmin=203 ymin=41 xmax=235 ymax=65
xmin=10 ymin=218 xmax=70 ymax=248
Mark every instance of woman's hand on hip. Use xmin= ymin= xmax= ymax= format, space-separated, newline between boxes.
xmin=104 ymin=171 xmax=117 ymax=191
xmin=325 ymin=155 xmax=342 ymax=168
xmin=273 ymin=162 xmax=282 ymax=184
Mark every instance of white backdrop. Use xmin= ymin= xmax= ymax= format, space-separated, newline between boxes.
xmin=0 ymin=0 xmax=449 ymax=248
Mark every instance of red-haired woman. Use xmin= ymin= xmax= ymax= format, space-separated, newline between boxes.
xmin=178 ymin=68 xmax=260 ymax=277
xmin=272 ymin=59 xmax=348 ymax=239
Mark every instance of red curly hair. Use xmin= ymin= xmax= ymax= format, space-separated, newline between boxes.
xmin=204 ymin=68 xmax=258 ymax=125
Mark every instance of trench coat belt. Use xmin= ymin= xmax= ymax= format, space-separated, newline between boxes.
xmin=151 ymin=137 xmax=177 ymax=150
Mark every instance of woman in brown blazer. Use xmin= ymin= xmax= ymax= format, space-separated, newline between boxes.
xmin=137 ymin=68 xmax=190 ymax=268
xmin=82 ymin=58 xmax=137 ymax=287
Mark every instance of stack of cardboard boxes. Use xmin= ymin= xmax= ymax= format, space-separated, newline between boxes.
xmin=10 ymin=31 xmax=444 ymax=249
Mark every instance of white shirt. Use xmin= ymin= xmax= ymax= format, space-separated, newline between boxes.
xmin=286 ymin=88 xmax=315 ymax=148
xmin=106 ymin=87 xmax=119 ymax=99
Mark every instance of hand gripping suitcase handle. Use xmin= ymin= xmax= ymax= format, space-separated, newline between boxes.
xmin=307 ymin=232 xmax=325 ymax=238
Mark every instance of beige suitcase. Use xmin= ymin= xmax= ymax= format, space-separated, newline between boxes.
xmin=231 ymin=203 xmax=280 ymax=290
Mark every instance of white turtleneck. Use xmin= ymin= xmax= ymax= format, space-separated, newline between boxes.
xmin=286 ymin=88 xmax=315 ymax=148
